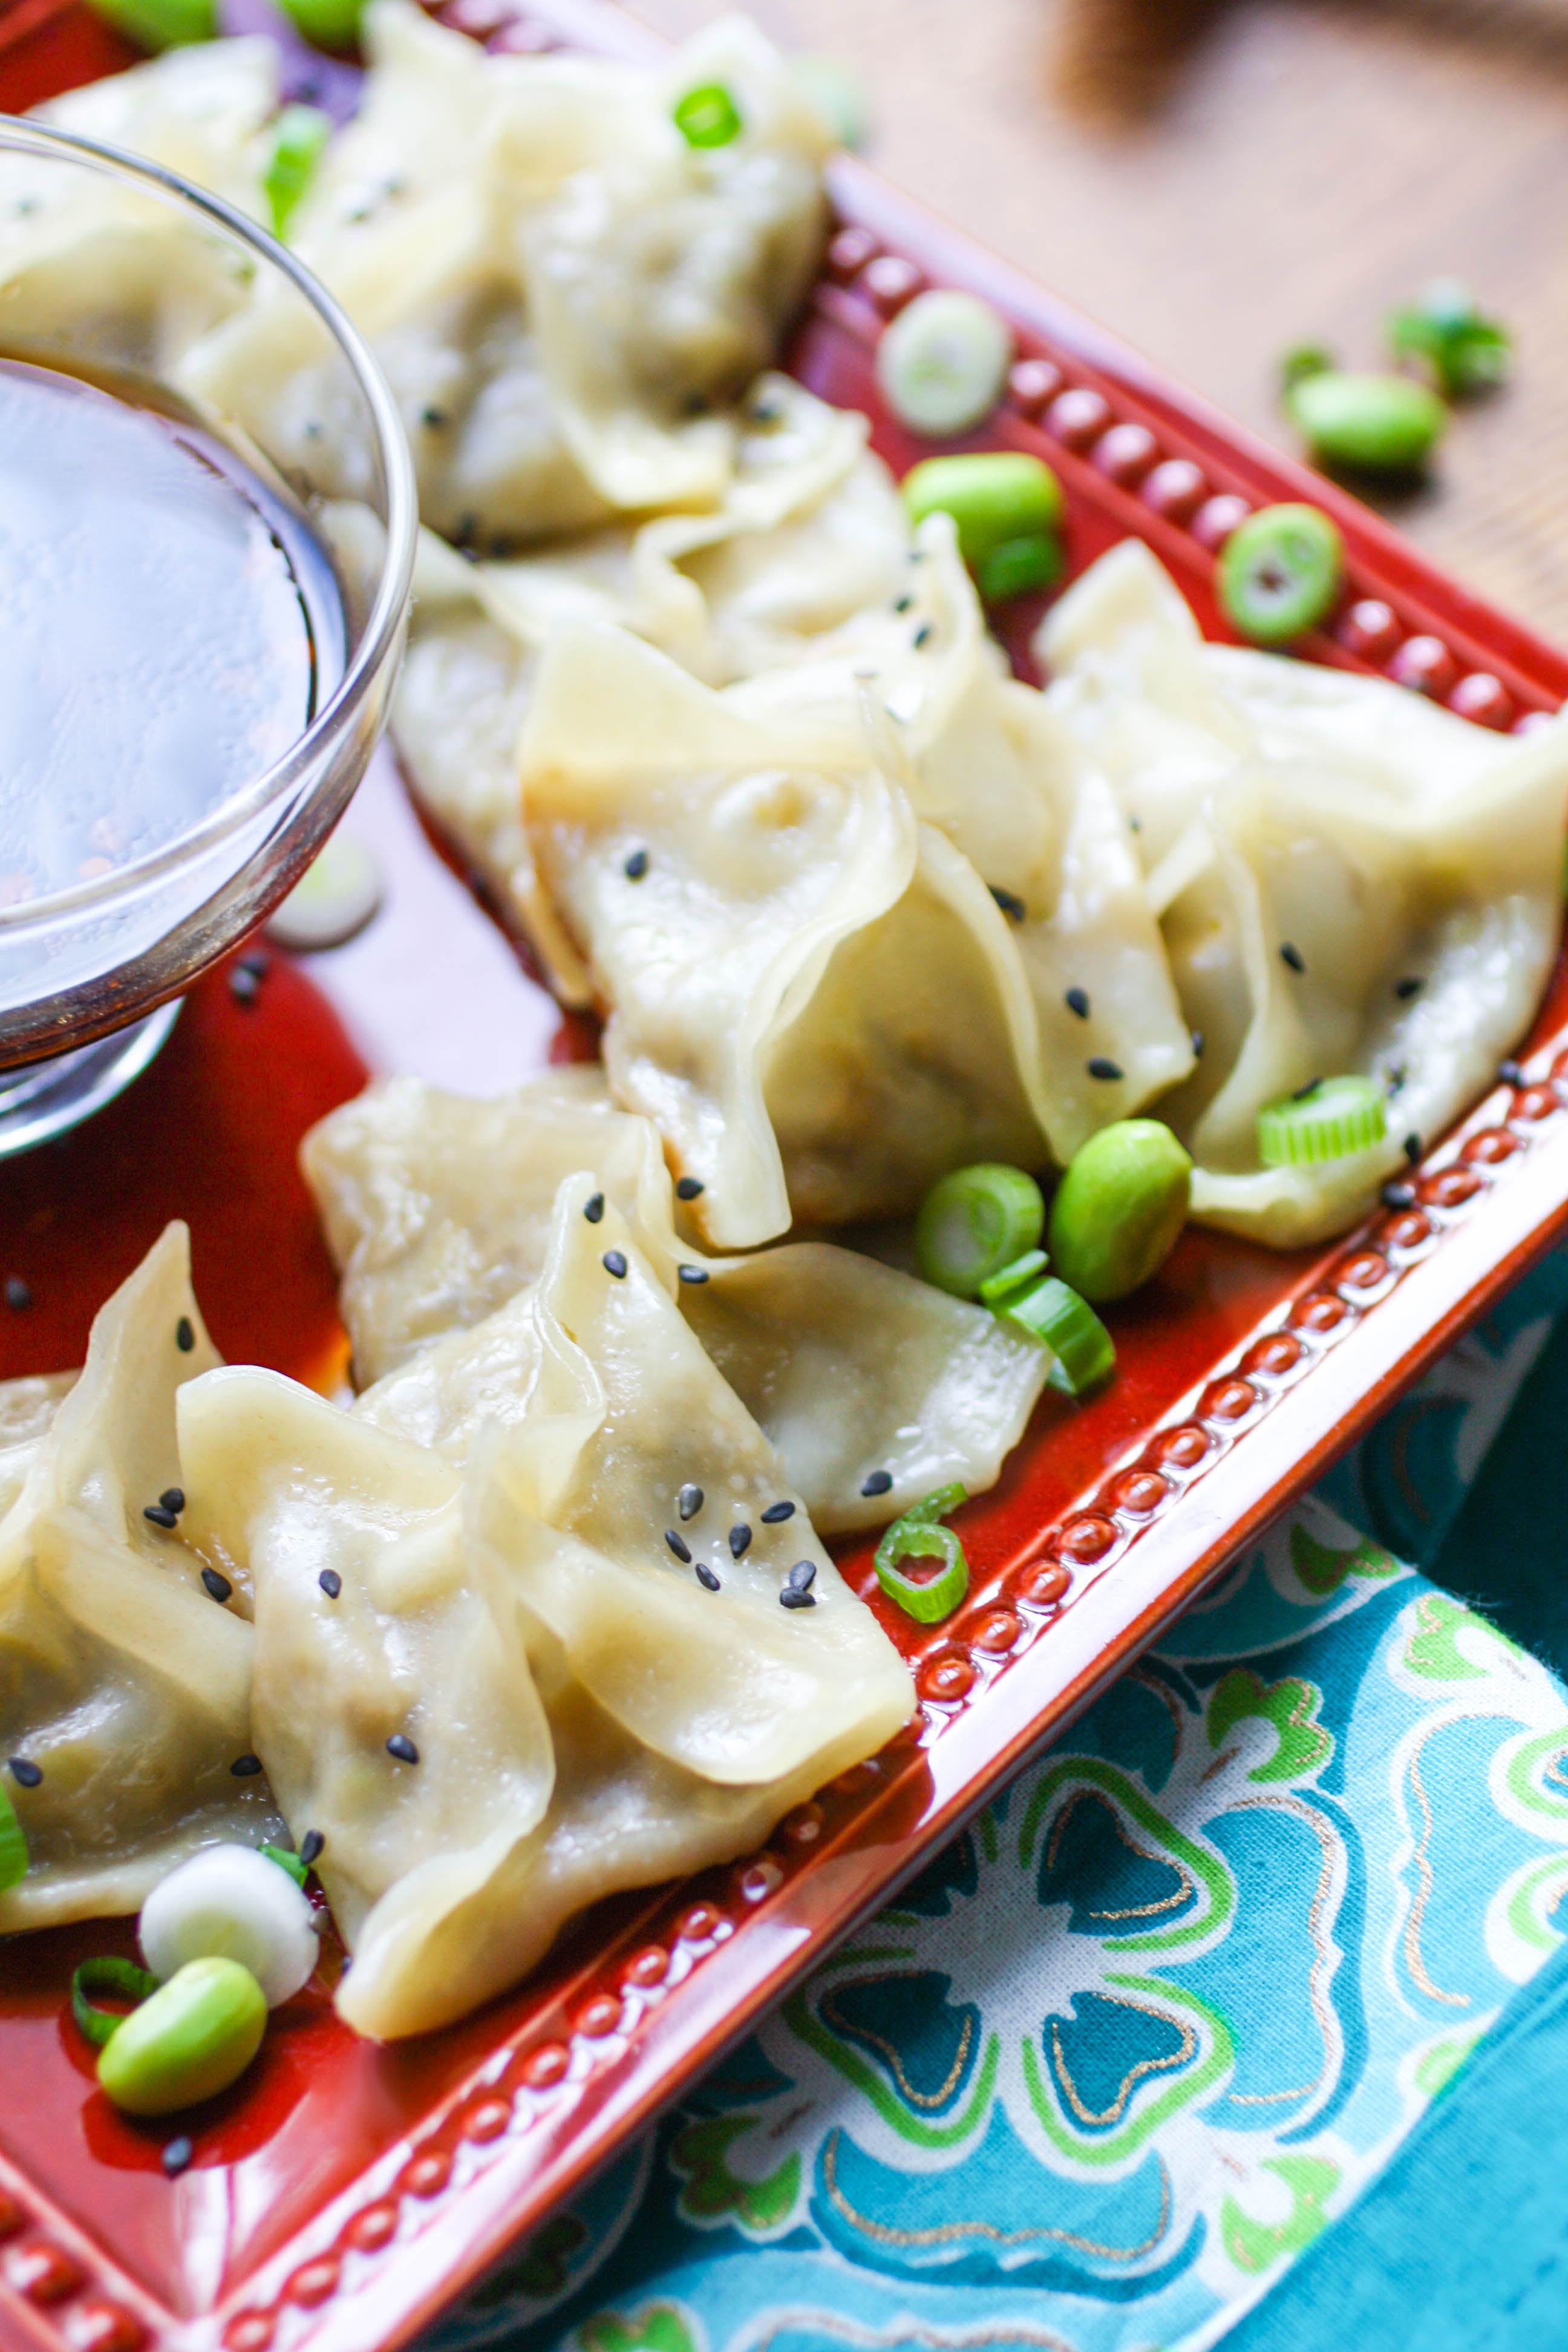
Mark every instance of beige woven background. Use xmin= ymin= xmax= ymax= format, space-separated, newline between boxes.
xmin=631 ymin=0 xmax=1568 ymax=647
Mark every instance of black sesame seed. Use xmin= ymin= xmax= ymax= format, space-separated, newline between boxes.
xmin=1403 ymin=1132 xmax=1422 ymax=1165
xmin=1087 ymin=1057 xmax=1124 ymax=1082
xmin=1065 ymin=987 xmax=1090 ymax=1020
xmin=684 ymin=390 xmax=711 ymax=416
xmin=603 ymin=1249 xmax=628 ymax=1279
xmin=319 ymin=1569 xmax=342 ymax=1599
xmin=913 ymin=623 xmax=933 ymax=650
xmin=421 ymin=406 xmax=449 ymax=428
xmin=1499 ymin=1060 xmax=1525 ymax=1087
xmin=1191 ymin=1030 xmax=1206 ymax=1059
xmin=624 ymin=848 xmax=650 ymax=881
xmin=8 ymin=1758 xmax=42 ymax=1788
xmin=4 ymin=1276 xmax=30 ymax=1311
xmin=861 ymin=1469 xmax=893 ymax=1497
xmin=1380 ymin=1180 xmax=1417 ymax=1210
xmin=678 ymin=1483 xmax=704 ymax=1523
xmin=584 ymin=1192 xmax=606 ymax=1224
xmin=665 ymin=1529 xmax=693 ymax=1563
xmin=1280 ymin=942 xmax=1306 ymax=974
xmin=299 ymin=1829 xmax=325 ymax=1867
xmin=160 ymin=1488 xmax=185 ymax=1514
xmin=176 ymin=1317 xmax=195 ymax=1353
xmin=201 ymin=1567 xmax=233 ymax=1604
xmin=695 ymin=1563 xmax=721 ymax=1592
xmin=230 ymin=1753 xmax=263 ymax=1777
xmin=728 ymin=1523 xmax=752 ymax=1559
xmin=676 ymin=1177 xmax=705 ymax=1201
xmin=1394 ymin=976 xmax=1424 ymax=1001
xmin=785 ymin=1560 xmax=817 ymax=1590
xmin=780 ymin=1587 xmax=817 ymax=1610
xmin=229 ymin=965 xmax=261 ymax=1008
xmin=162 ymin=2137 xmax=194 ymax=2177
xmin=678 ymin=1264 xmax=709 ymax=1285
xmin=894 ymin=595 xmax=913 ymax=613
xmin=1128 ymin=817 xmax=1143 ymax=834
xmin=760 ymin=1500 xmax=795 ymax=1524
xmin=989 ymin=886 xmax=1027 ymax=923
xmin=386 ymin=1733 xmax=419 ymax=1765
xmin=143 ymin=1503 xmax=178 ymax=1530
xmin=1292 ymin=1077 xmax=1323 ymax=1102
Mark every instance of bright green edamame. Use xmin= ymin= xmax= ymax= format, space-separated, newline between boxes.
xmin=1047 ymin=1120 xmax=1192 ymax=1304
xmin=915 ymin=1163 xmax=1045 ymax=1298
xmin=97 ymin=1956 xmax=266 ymax=2117
xmin=84 ymin=0 xmax=214 ymax=50
xmin=902 ymin=452 xmax=1063 ymax=568
xmin=1285 ymin=369 xmax=1446 ymax=474
xmin=273 ymin=0 xmax=363 ymax=50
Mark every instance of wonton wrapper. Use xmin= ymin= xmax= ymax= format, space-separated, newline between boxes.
xmin=1035 ymin=540 xmax=1568 ymax=1244
xmin=0 ymin=1227 xmax=278 ymax=1931
xmin=517 ymin=624 xmax=1051 ymax=1242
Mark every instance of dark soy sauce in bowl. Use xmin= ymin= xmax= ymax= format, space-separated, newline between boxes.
xmin=0 ymin=354 xmax=346 ymax=912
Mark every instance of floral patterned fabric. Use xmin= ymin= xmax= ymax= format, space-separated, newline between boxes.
xmin=424 ymin=1249 xmax=1568 ymax=2352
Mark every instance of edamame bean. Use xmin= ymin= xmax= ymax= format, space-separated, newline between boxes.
xmin=97 ymin=1956 xmax=267 ymax=2117
xmin=1285 ymin=369 xmax=1446 ymax=474
xmin=902 ymin=452 xmax=1063 ymax=567
xmin=84 ymin=0 xmax=215 ymax=48
xmin=1047 ymin=1121 xmax=1192 ymax=1304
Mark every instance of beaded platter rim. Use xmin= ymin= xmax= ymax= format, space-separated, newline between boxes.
xmin=5 ymin=1 xmax=1568 ymax=2348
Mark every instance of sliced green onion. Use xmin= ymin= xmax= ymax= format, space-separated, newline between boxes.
xmin=72 ymin=1956 xmax=161 ymax=2048
xmin=263 ymin=105 xmax=332 ymax=242
xmin=978 ymin=1247 xmax=1048 ymax=1309
xmin=1280 ymin=343 xmax=1336 ymax=394
xmin=1257 ymin=1074 xmax=1387 ymax=1168
xmin=673 ymin=83 xmax=743 ymax=148
xmin=901 ymin=452 xmax=1063 ymax=569
xmin=83 ymin=0 xmax=215 ymax=51
xmin=915 ymin=1164 xmax=1045 ymax=1299
xmin=874 ymin=1485 xmax=970 ymax=1624
xmin=274 ymin=0 xmax=362 ymax=50
xmin=976 ymin=532 xmax=1064 ymax=604
xmin=1218 ymin=504 xmax=1343 ymax=646
xmin=1388 ymin=280 xmax=1511 ymax=399
xmin=998 ymin=1275 xmax=1116 ymax=1397
xmin=261 ymin=1844 xmax=309 ymax=1889
xmin=0 ymin=1783 xmax=26 ymax=1893
xmin=876 ymin=290 xmax=1013 ymax=439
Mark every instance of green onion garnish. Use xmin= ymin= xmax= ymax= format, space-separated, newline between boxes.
xmin=874 ymin=1484 xmax=970 ymax=1624
xmin=978 ymin=1248 xmax=1048 ymax=1309
xmin=1257 ymin=1074 xmax=1387 ymax=1168
xmin=263 ymin=104 xmax=332 ymax=241
xmin=996 ymin=1275 xmax=1116 ymax=1397
xmin=0 ymin=1783 xmax=26 ymax=1893
xmin=673 ymin=82 xmax=743 ymax=148
xmin=914 ymin=1164 xmax=1045 ymax=1299
xmin=975 ymin=532 xmax=1064 ymax=605
xmin=261 ymin=1843 xmax=309 ymax=1889
xmin=71 ymin=1955 xmax=161 ymax=2048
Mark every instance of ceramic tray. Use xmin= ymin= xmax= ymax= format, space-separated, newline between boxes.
xmin=3 ymin=4 xmax=1568 ymax=2348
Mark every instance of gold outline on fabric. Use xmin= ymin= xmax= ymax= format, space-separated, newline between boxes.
xmin=1403 ymin=1733 xmax=1472 ymax=2010
xmin=742 ymin=2310 xmax=1086 ymax=2352
xmin=1047 ymin=1990 xmax=1197 ymax=2126
xmin=1045 ymin=1788 xmax=1195 ymax=1922
xmin=818 ymin=1987 xmax=976 ymax=2112
xmin=1226 ymin=1791 xmax=1343 ymax=2107
xmin=822 ymin=2129 xmax=1171 ymax=2260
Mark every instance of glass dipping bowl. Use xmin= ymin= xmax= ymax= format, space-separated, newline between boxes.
xmin=0 ymin=111 xmax=417 ymax=1151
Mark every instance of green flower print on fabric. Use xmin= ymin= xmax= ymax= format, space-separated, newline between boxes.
xmin=784 ymin=1968 xmax=1001 ymax=2151
xmin=1207 ymin=1669 xmax=1334 ymax=1783
xmin=1413 ymin=2026 xmax=1486 ymax=2099
xmin=1022 ymin=1974 xmax=1235 ymax=2168
xmin=671 ymin=2115 xmax=802 ymax=2232
xmin=1018 ymin=1759 xmax=1234 ymax=1954
xmin=1290 ymin=1523 xmax=1400 ymax=1598
xmin=578 ymin=2307 xmax=697 ymax=2352
xmin=1406 ymin=1592 xmax=1490 ymax=1681
xmin=1220 ymin=2155 xmax=1340 ymax=2274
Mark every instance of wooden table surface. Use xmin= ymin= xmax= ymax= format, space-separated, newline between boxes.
xmin=632 ymin=0 xmax=1568 ymax=650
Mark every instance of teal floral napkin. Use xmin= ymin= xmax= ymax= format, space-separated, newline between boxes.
xmin=425 ymin=1248 xmax=1568 ymax=2352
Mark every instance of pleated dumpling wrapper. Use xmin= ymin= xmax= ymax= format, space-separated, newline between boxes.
xmin=730 ymin=512 xmax=1196 ymax=1160
xmin=177 ymin=1187 xmax=913 ymax=2039
xmin=304 ymin=1068 xmax=1048 ymax=1531
xmin=0 ymin=1225 xmax=279 ymax=1931
xmin=516 ymin=622 xmax=1051 ymax=1244
xmin=392 ymin=374 xmax=908 ymax=943
xmin=1036 ymin=540 xmax=1568 ymax=1246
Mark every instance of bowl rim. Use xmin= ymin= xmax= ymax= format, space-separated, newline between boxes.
xmin=0 ymin=106 xmax=419 ymax=936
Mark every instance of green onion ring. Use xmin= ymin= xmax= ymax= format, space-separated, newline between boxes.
xmin=261 ymin=1843 xmax=309 ymax=1889
xmin=997 ymin=1276 xmax=1117 ymax=1397
xmin=0 ymin=1784 xmax=27 ymax=1894
xmin=71 ymin=1955 xmax=162 ymax=2048
xmin=915 ymin=1165 xmax=1045 ymax=1299
xmin=874 ymin=1483 xmax=970 ymax=1624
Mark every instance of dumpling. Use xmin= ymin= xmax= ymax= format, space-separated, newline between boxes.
xmin=391 ymin=375 xmax=906 ymax=929
xmin=177 ymin=1368 xmax=556 ymax=2041
xmin=178 ymin=1187 xmax=912 ymax=2039
xmin=0 ymin=1227 xmax=278 ymax=1932
xmin=0 ymin=1373 xmax=75 ymax=1524
xmin=305 ymin=1070 xmax=1047 ymax=1532
xmin=1036 ymin=540 xmax=1568 ymax=1244
xmin=516 ymin=622 xmax=1051 ymax=1242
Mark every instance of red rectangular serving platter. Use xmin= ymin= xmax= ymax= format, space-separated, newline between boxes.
xmin=5 ymin=2 xmax=1568 ymax=2348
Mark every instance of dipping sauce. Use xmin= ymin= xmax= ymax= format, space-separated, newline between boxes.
xmin=0 ymin=356 xmax=342 ymax=906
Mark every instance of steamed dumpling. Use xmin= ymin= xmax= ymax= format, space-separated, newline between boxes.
xmin=303 ymin=1070 xmax=1048 ymax=1531
xmin=1036 ymin=541 xmax=1568 ymax=1245
xmin=0 ymin=1227 xmax=278 ymax=1932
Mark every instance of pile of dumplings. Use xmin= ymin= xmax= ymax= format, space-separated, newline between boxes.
xmin=4 ymin=3 xmax=1568 ymax=2043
